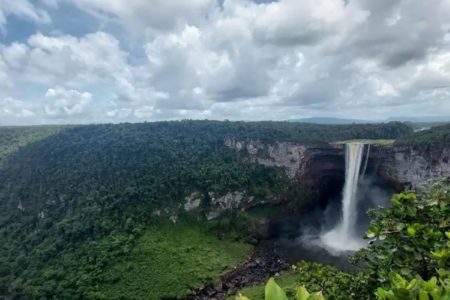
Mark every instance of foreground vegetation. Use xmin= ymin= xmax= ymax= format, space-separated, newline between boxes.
xmin=234 ymin=178 xmax=450 ymax=299
xmin=229 ymin=262 xmax=370 ymax=300
xmin=236 ymin=271 xmax=450 ymax=300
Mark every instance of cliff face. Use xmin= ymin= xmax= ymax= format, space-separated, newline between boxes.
xmin=225 ymin=138 xmax=450 ymax=190
xmin=225 ymin=138 xmax=346 ymax=206
xmin=225 ymin=138 xmax=345 ymax=183
xmin=378 ymin=146 xmax=450 ymax=188
xmin=215 ymin=139 xmax=450 ymax=220
xmin=224 ymin=138 xmax=309 ymax=179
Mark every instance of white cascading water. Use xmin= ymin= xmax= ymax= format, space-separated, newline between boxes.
xmin=320 ymin=142 xmax=366 ymax=252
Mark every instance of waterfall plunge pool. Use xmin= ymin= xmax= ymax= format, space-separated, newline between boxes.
xmin=271 ymin=143 xmax=394 ymax=270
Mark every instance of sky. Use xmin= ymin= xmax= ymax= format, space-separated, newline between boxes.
xmin=0 ymin=0 xmax=450 ymax=125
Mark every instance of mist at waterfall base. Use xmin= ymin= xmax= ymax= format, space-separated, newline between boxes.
xmin=273 ymin=144 xmax=392 ymax=269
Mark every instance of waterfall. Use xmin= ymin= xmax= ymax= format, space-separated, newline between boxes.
xmin=361 ymin=143 xmax=370 ymax=177
xmin=320 ymin=142 xmax=366 ymax=252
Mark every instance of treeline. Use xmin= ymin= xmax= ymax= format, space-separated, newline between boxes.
xmin=0 ymin=120 xmax=413 ymax=298
xmin=395 ymin=123 xmax=450 ymax=151
xmin=0 ymin=125 xmax=62 ymax=166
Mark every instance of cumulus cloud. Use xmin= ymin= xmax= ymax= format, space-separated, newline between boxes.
xmin=0 ymin=97 xmax=36 ymax=125
xmin=0 ymin=0 xmax=51 ymax=28
xmin=0 ymin=31 xmax=167 ymax=104
xmin=43 ymin=87 xmax=92 ymax=119
xmin=1 ymin=0 xmax=450 ymax=124
xmin=63 ymin=0 xmax=216 ymax=34
xmin=252 ymin=0 xmax=368 ymax=46
xmin=341 ymin=0 xmax=450 ymax=68
xmin=0 ymin=56 xmax=12 ymax=88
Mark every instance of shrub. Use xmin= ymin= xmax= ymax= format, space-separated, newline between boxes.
xmin=352 ymin=178 xmax=450 ymax=284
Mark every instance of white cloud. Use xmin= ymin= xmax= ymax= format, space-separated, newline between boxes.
xmin=0 ymin=97 xmax=36 ymax=125
xmin=1 ymin=31 xmax=165 ymax=104
xmin=0 ymin=0 xmax=51 ymax=27
xmin=2 ymin=42 xmax=29 ymax=69
xmin=253 ymin=0 xmax=368 ymax=46
xmin=43 ymin=87 xmax=92 ymax=118
xmin=0 ymin=97 xmax=35 ymax=117
xmin=0 ymin=56 xmax=12 ymax=88
xmin=1 ymin=0 xmax=450 ymax=124
xmin=64 ymin=0 xmax=216 ymax=33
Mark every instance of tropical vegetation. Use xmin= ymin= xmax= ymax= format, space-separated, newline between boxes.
xmin=235 ymin=178 xmax=450 ymax=299
xmin=0 ymin=120 xmax=446 ymax=299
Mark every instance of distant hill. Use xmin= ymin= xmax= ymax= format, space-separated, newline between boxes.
xmin=387 ymin=116 xmax=450 ymax=123
xmin=289 ymin=116 xmax=450 ymax=125
xmin=288 ymin=117 xmax=372 ymax=124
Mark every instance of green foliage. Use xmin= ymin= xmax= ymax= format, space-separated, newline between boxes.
xmin=395 ymin=124 xmax=450 ymax=151
xmin=236 ymin=270 xmax=450 ymax=300
xmin=0 ymin=121 xmax=413 ymax=298
xmin=100 ymin=222 xmax=251 ymax=299
xmin=207 ymin=211 xmax=258 ymax=242
xmin=265 ymin=277 xmax=290 ymax=300
xmin=353 ymin=179 xmax=450 ymax=282
xmin=0 ymin=125 xmax=62 ymax=166
xmin=295 ymin=286 xmax=325 ymax=300
xmin=231 ymin=261 xmax=371 ymax=300
xmin=376 ymin=270 xmax=450 ymax=300
xmin=237 ymin=277 xmax=324 ymax=300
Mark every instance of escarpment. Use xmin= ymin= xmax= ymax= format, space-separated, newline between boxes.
xmin=225 ymin=138 xmax=449 ymax=204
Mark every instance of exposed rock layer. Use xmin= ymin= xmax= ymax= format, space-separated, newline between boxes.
xmin=378 ymin=146 xmax=450 ymax=188
xmin=225 ymin=138 xmax=449 ymax=190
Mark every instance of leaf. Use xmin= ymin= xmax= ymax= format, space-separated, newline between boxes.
xmin=390 ymin=273 xmax=407 ymax=288
xmin=395 ymin=223 xmax=406 ymax=231
xmin=418 ymin=291 xmax=429 ymax=300
xmin=405 ymin=278 xmax=417 ymax=291
xmin=309 ymin=292 xmax=325 ymax=300
xmin=296 ymin=286 xmax=310 ymax=300
xmin=366 ymin=231 xmax=376 ymax=239
xmin=421 ymin=277 xmax=437 ymax=291
xmin=431 ymin=250 xmax=445 ymax=260
xmin=376 ymin=287 xmax=395 ymax=300
xmin=236 ymin=293 xmax=251 ymax=300
xmin=265 ymin=278 xmax=289 ymax=300
xmin=367 ymin=225 xmax=380 ymax=238
xmin=407 ymin=226 xmax=416 ymax=236
xmin=391 ymin=194 xmax=402 ymax=206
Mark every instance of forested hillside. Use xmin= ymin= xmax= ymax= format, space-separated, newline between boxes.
xmin=0 ymin=121 xmax=413 ymax=299
xmin=0 ymin=126 xmax=62 ymax=166
xmin=395 ymin=123 xmax=450 ymax=151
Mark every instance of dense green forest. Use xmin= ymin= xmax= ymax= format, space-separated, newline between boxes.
xmin=0 ymin=120 xmax=420 ymax=299
xmin=395 ymin=123 xmax=450 ymax=151
xmin=0 ymin=126 xmax=62 ymax=166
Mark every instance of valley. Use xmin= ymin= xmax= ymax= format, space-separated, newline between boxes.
xmin=0 ymin=121 xmax=448 ymax=299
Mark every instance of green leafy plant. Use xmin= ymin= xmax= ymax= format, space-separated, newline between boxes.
xmin=231 ymin=261 xmax=371 ymax=300
xmin=235 ymin=263 xmax=449 ymax=300
xmin=353 ymin=178 xmax=450 ymax=283
xmin=376 ymin=270 xmax=450 ymax=300
xmin=236 ymin=277 xmax=324 ymax=300
xmin=265 ymin=278 xmax=289 ymax=300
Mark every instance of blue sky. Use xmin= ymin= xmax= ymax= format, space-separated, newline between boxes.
xmin=1 ymin=0 xmax=450 ymax=125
